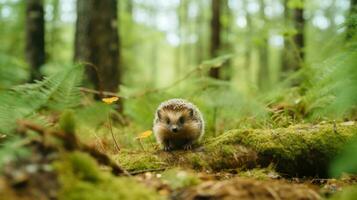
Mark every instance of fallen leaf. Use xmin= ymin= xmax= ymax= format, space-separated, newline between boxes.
xmin=135 ymin=130 xmax=153 ymax=140
xmin=102 ymin=96 xmax=119 ymax=104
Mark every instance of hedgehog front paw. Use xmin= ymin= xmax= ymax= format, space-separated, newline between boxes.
xmin=183 ymin=144 xmax=192 ymax=150
xmin=163 ymin=145 xmax=173 ymax=151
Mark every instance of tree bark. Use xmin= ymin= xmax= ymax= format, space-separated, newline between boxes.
xmin=209 ymin=0 xmax=222 ymax=79
xmin=292 ymin=5 xmax=305 ymax=69
xmin=257 ymin=0 xmax=270 ymax=90
xmin=25 ymin=0 xmax=45 ymax=82
xmin=74 ymin=0 xmax=121 ymax=103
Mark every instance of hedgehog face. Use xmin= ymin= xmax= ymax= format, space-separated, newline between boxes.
xmin=157 ymin=108 xmax=194 ymax=134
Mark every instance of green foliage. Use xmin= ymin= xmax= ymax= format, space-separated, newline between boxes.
xmin=63 ymin=152 xmax=101 ymax=182
xmin=288 ymin=0 xmax=304 ymax=9
xmin=302 ymin=48 xmax=357 ymax=119
xmin=0 ymin=54 xmax=29 ymax=88
xmin=0 ymin=136 xmax=29 ymax=171
xmin=0 ymin=64 xmax=83 ymax=134
xmin=59 ymin=110 xmax=76 ymax=133
xmin=329 ymin=135 xmax=357 ymax=177
xmin=329 ymin=186 xmax=357 ymax=200
xmin=55 ymin=151 xmax=161 ymax=200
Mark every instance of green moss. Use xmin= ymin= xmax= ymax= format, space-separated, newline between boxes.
xmin=161 ymin=168 xmax=201 ymax=189
xmin=65 ymin=152 xmax=101 ymax=182
xmin=114 ymin=123 xmax=356 ymax=177
xmin=329 ymin=186 xmax=357 ymax=200
xmin=238 ymin=167 xmax=279 ymax=180
xmin=208 ymin=123 xmax=357 ymax=176
xmin=59 ymin=110 xmax=76 ymax=133
xmin=54 ymin=151 xmax=161 ymax=200
xmin=115 ymin=150 xmax=167 ymax=171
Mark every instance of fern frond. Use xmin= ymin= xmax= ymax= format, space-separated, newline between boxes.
xmin=0 ymin=64 xmax=83 ymax=134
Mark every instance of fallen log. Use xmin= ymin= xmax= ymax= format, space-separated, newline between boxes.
xmin=116 ymin=122 xmax=357 ymax=177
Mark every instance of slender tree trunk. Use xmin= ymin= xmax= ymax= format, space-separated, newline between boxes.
xmin=257 ymin=0 xmax=270 ymax=90
xmin=281 ymin=0 xmax=292 ymax=77
xmin=209 ymin=0 xmax=222 ymax=79
xmin=26 ymin=0 xmax=45 ymax=82
xmin=347 ymin=0 xmax=357 ymax=39
xmin=74 ymin=0 xmax=121 ymax=104
xmin=220 ymin=0 xmax=232 ymax=80
xmin=292 ymin=4 xmax=305 ymax=69
xmin=243 ymin=0 xmax=252 ymax=83
xmin=48 ymin=0 xmax=60 ymax=62
xmin=281 ymin=0 xmax=305 ymax=80
xmin=196 ymin=0 xmax=206 ymax=64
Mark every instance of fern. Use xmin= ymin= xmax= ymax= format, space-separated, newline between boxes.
xmin=0 ymin=54 xmax=29 ymax=88
xmin=0 ymin=64 xmax=83 ymax=134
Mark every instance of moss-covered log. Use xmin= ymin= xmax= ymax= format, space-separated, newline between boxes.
xmin=210 ymin=123 xmax=357 ymax=176
xmin=115 ymin=145 xmax=257 ymax=172
xmin=115 ymin=123 xmax=357 ymax=177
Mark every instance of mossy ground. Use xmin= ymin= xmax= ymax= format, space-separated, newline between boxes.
xmin=114 ymin=122 xmax=357 ymax=177
xmin=54 ymin=151 xmax=162 ymax=200
xmin=1 ymin=122 xmax=356 ymax=200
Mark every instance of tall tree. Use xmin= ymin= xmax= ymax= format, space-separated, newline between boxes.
xmin=292 ymin=1 xmax=305 ymax=69
xmin=74 ymin=0 xmax=121 ymax=102
xmin=196 ymin=0 xmax=207 ymax=65
xmin=281 ymin=0 xmax=294 ymax=77
xmin=347 ymin=0 xmax=357 ymax=40
xmin=220 ymin=0 xmax=232 ymax=80
xmin=25 ymin=0 xmax=45 ymax=81
xmin=257 ymin=0 xmax=270 ymax=90
xmin=281 ymin=0 xmax=305 ymax=78
xmin=243 ymin=0 xmax=253 ymax=83
xmin=209 ymin=0 xmax=222 ymax=79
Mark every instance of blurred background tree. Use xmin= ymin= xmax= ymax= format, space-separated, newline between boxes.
xmin=0 ymin=0 xmax=355 ymax=132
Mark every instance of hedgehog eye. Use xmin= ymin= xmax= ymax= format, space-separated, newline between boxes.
xmin=166 ymin=118 xmax=170 ymax=124
xmin=179 ymin=116 xmax=185 ymax=124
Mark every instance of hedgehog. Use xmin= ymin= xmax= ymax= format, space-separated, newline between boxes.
xmin=153 ymin=99 xmax=204 ymax=151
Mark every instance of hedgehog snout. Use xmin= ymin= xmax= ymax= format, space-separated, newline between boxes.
xmin=170 ymin=125 xmax=179 ymax=133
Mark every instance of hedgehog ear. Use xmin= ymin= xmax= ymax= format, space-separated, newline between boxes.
xmin=188 ymin=108 xmax=194 ymax=117
xmin=157 ymin=110 xmax=162 ymax=119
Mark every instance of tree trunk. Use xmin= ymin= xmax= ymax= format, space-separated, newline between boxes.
xmin=292 ymin=5 xmax=305 ymax=69
xmin=281 ymin=0 xmax=305 ymax=79
xmin=25 ymin=0 xmax=45 ymax=82
xmin=347 ymin=0 xmax=357 ymax=39
xmin=257 ymin=0 xmax=270 ymax=90
xmin=281 ymin=0 xmax=293 ymax=77
xmin=196 ymin=0 xmax=206 ymax=65
xmin=209 ymin=0 xmax=222 ymax=79
xmin=74 ymin=0 xmax=120 ymax=103
xmin=243 ymin=0 xmax=252 ymax=84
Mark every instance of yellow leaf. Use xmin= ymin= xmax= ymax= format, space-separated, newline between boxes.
xmin=102 ymin=96 xmax=119 ymax=104
xmin=135 ymin=130 xmax=153 ymax=140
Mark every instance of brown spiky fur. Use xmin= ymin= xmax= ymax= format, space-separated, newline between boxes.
xmin=153 ymin=99 xmax=204 ymax=151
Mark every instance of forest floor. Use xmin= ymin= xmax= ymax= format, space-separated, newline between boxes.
xmin=1 ymin=120 xmax=357 ymax=200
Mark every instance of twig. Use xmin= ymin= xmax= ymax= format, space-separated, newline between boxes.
xmin=108 ymin=114 xmax=121 ymax=153
xmin=17 ymin=120 xmax=130 ymax=176
xmin=80 ymin=57 xmax=229 ymax=100
xmin=80 ymin=87 xmax=126 ymax=99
